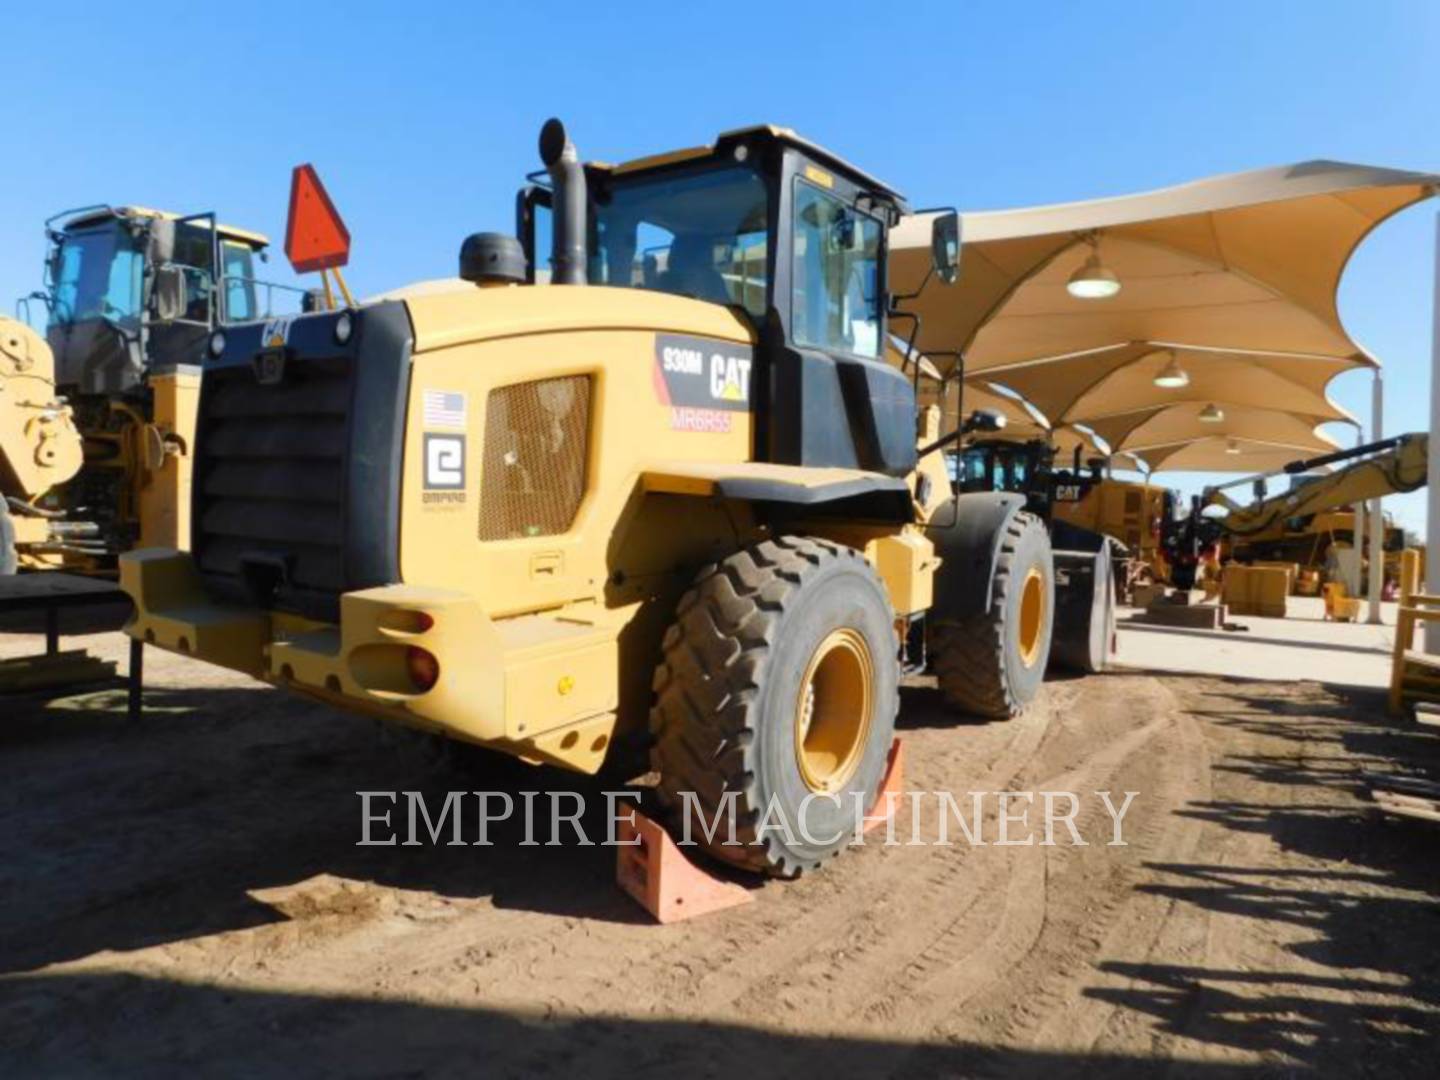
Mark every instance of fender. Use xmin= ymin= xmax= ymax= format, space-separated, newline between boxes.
xmin=925 ymin=491 xmax=1030 ymax=619
xmin=641 ymin=463 xmax=913 ymax=522
xmin=1051 ymin=538 xmax=1117 ymax=674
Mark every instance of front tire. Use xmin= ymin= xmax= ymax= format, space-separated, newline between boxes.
xmin=932 ymin=512 xmax=1054 ymax=718
xmin=649 ymin=536 xmax=899 ymax=877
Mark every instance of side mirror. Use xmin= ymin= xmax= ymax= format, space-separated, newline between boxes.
xmin=931 ymin=209 xmax=960 ymax=285
xmin=151 ymin=265 xmax=187 ymax=322
xmin=961 ymin=408 xmax=1006 ymax=435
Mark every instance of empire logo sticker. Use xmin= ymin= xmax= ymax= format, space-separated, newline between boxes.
xmin=423 ymin=433 xmax=466 ymax=504
xmin=654 ymin=334 xmax=754 ymax=421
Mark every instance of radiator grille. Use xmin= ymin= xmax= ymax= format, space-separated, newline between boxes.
xmin=194 ymin=355 xmax=351 ymax=600
xmin=478 ymin=376 xmax=591 ymax=541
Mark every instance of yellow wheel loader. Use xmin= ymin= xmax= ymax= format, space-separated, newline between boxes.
xmin=121 ymin=120 xmax=1057 ymax=876
xmin=5 ymin=206 xmax=285 ymax=572
xmin=952 ymin=437 xmax=1133 ymax=673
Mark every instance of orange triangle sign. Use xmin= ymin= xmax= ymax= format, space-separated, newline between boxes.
xmin=285 ymin=164 xmax=351 ymax=273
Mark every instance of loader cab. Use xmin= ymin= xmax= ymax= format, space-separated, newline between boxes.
xmin=518 ymin=124 xmax=959 ymax=480
xmin=956 ymin=439 xmax=1061 ymax=521
xmin=35 ymin=206 xmax=272 ymax=396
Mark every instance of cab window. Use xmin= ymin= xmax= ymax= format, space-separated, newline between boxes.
xmin=791 ymin=178 xmax=881 ymax=358
xmin=590 ymin=166 xmax=769 ymax=318
xmin=220 ymin=241 xmax=259 ymax=322
xmin=157 ymin=223 xmax=214 ymax=323
xmin=49 ymin=227 xmax=143 ymax=326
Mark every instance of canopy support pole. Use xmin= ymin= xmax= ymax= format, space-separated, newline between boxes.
xmin=1427 ymin=213 xmax=1440 ymax=651
xmin=1352 ymin=429 xmax=1366 ymax=598
xmin=1367 ymin=370 xmax=1384 ymax=623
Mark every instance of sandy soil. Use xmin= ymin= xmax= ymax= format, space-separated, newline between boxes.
xmin=2 ymin=613 xmax=1439 ymax=1077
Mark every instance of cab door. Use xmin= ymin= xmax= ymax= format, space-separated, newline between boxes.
xmin=763 ymin=152 xmax=915 ymax=478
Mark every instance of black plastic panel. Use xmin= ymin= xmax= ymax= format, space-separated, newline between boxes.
xmin=192 ymin=303 xmax=413 ymax=622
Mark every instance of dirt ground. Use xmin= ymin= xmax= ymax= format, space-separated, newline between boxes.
xmin=2 ymin=610 xmax=1439 ymax=1078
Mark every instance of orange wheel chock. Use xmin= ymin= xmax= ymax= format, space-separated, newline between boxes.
xmin=615 ymin=809 xmax=754 ymax=924
xmin=616 ymin=738 xmax=905 ymax=923
xmin=862 ymin=738 xmax=905 ymax=835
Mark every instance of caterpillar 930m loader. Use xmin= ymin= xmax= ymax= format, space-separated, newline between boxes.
xmin=2 ymin=206 xmax=281 ymax=572
xmin=120 ymin=120 xmax=1056 ymax=876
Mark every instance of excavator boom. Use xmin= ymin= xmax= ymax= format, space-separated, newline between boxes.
xmin=1209 ymin=433 xmax=1427 ymax=538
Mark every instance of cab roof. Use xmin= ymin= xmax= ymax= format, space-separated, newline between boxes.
xmin=58 ymin=205 xmax=270 ymax=248
xmin=596 ymin=125 xmax=907 ymax=207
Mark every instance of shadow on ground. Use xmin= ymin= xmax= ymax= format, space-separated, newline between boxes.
xmin=0 ymin=970 xmax=1281 ymax=1078
xmin=1083 ymin=677 xmax=1440 ymax=1070
xmin=0 ymin=683 xmax=659 ymax=976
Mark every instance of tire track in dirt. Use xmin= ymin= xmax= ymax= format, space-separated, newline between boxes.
xmin=679 ymin=685 xmax=1063 ymax=1023
xmin=988 ymin=677 xmax=1213 ymax=1069
xmin=851 ymin=677 xmax=1185 ymax=1046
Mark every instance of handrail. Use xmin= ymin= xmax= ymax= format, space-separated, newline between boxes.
xmin=219 ymin=275 xmax=311 ymax=322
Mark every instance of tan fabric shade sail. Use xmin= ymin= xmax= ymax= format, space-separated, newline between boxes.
xmin=1134 ymin=437 xmax=1338 ymax=474
xmin=985 ymin=343 xmax=1355 ymax=428
xmin=891 ymin=160 xmax=1437 ymax=471
xmin=1080 ymin=403 xmax=1337 ymax=460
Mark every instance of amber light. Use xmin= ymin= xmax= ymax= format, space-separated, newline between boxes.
xmin=406 ymin=647 xmax=440 ymax=692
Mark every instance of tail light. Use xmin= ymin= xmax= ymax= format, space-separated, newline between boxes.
xmin=406 ymin=647 xmax=440 ymax=692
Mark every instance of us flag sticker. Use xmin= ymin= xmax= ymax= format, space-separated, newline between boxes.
xmin=422 ymin=389 xmax=467 ymax=429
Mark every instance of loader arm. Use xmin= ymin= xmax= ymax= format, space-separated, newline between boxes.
xmin=0 ymin=317 xmax=84 ymax=502
xmin=1214 ymin=433 xmax=1428 ymax=538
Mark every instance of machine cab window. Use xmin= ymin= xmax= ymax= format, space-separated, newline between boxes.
xmin=48 ymin=226 xmax=143 ymax=327
xmin=220 ymin=241 xmax=260 ymax=322
xmin=589 ymin=165 xmax=770 ymax=318
xmin=791 ymin=178 xmax=882 ymax=359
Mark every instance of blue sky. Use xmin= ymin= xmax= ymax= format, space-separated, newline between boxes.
xmin=6 ymin=2 xmax=1438 ymax=530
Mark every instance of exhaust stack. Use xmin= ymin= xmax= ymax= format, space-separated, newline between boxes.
xmin=539 ymin=118 xmax=587 ymax=285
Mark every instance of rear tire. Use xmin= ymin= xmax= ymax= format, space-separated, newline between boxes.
xmin=649 ymin=536 xmax=899 ymax=877
xmin=932 ymin=512 xmax=1053 ymax=718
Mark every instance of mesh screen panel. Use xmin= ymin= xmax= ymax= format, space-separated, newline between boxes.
xmin=478 ymin=376 xmax=591 ymax=541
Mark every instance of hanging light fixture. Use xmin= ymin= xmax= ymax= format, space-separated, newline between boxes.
xmin=1225 ymin=437 xmax=1242 ymax=455
xmin=1152 ymin=350 xmax=1190 ymax=389
xmin=1198 ymin=403 xmax=1225 ymax=423
xmin=1066 ymin=236 xmax=1121 ymax=299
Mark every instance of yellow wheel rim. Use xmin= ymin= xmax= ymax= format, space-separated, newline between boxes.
xmin=1018 ymin=566 xmax=1046 ymax=668
xmin=794 ymin=627 xmax=873 ymax=794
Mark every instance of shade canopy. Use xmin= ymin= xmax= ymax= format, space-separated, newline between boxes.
xmin=891 ymin=160 xmax=1437 ymax=471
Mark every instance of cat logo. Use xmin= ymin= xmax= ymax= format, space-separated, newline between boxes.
xmin=653 ymin=334 xmax=754 ymax=417
xmin=710 ymin=353 xmax=750 ymax=403
xmin=260 ymin=315 xmax=294 ymax=350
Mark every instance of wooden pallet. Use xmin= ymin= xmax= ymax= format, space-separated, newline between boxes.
xmin=1362 ymin=771 xmax=1440 ymax=824
xmin=0 ymin=573 xmax=142 ymax=716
